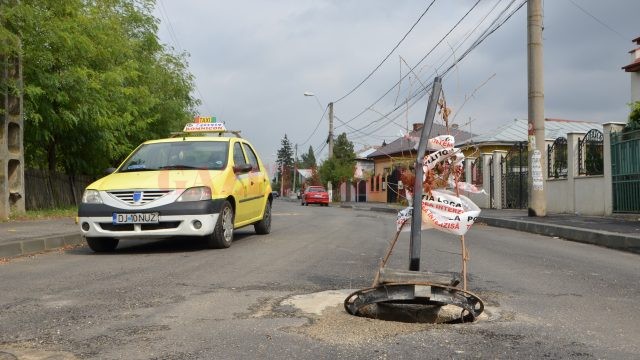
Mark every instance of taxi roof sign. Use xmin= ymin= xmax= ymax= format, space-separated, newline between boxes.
xmin=193 ymin=116 xmax=215 ymax=123
xmin=183 ymin=121 xmax=226 ymax=133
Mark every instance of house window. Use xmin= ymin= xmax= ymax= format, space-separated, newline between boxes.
xmin=370 ymin=175 xmax=374 ymax=191
xmin=376 ymin=175 xmax=381 ymax=191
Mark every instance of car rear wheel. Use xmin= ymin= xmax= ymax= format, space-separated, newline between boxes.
xmin=86 ymin=237 xmax=119 ymax=252
xmin=254 ymin=200 xmax=272 ymax=234
xmin=207 ymin=201 xmax=234 ymax=249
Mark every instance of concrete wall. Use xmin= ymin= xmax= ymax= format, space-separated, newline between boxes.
xmin=632 ymin=71 xmax=640 ymax=103
xmin=339 ymin=182 xmax=357 ymax=202
xmin=574 ymin=176 xmax=605 ymax=215
xmin=464 ymin=154 xmax=491 ymax=208
xmin=545 ymin=179 xmax=571 ymax=213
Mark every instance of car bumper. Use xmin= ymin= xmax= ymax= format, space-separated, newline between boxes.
xmin=305 ymin=198 xmax=329 ymax=204
xmin=78 ymin=199 xmax=224 ymax=239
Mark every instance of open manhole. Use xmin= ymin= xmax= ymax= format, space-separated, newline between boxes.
xmin=344 ymin=282 xmax=484 ymax=324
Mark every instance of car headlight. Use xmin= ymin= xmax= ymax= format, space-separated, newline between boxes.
xmin=82 ymin=189 xmax=103 ymax=204
xmin=177 ymin=186 xmax=212 ymax=202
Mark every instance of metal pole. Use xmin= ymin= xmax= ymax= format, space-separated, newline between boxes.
xmin=409 ymin=77 xmax=442 ymax=271
xmin=527 ymin=0 xmax=546 ymax=216
xmin=328 ymin=102 xmax=334 ymax=158
xmin=280 ymin=164 xmax=284 ymax=197
xmin=292 ymin=143 xmax=298 ymax=194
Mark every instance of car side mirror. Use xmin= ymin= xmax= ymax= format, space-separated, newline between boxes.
xmin=233 ymin=163 xmax=253 ymax=174
xmin=105 ymin=167 xmax=116 ymax=175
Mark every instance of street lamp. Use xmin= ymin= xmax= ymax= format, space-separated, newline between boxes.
xmin=303 ymin=91 xmax=325 ymax=113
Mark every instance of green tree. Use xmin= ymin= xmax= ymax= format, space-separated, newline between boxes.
xmin=276 ymin=134 xmax=294 ymax=192
xmin=333 ymin=133 xmax=355 ymax=163
xmin=624 ymin=100 xmax=640 ymax=132
xmin=299 ymin=145 xmax=316 ymax=168
xmin=1 ymin=0 xmax=198 ymax=175
xmin=318 ymin=132 xmax=355 ymax=199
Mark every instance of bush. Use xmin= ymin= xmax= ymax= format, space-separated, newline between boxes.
xmin=624 ymin=101 xmax=640 ymax=132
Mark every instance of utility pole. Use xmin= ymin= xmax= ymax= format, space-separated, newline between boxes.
xmin=279 ymin=163 xmax=284 ymax=197
xmin=292 ymin=143 xmax=298 ymax=194
xmin=328 ymin=102 xmax=334 ymax=158
xmin=0 ymin=26 xmax=25 ymax=219
xmin=527 ymin=0 xmax=546 ymax=217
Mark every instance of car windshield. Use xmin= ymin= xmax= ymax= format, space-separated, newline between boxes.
xmin=308 ymin=187 xmax=326 ymax=192
xmin=119 ymin=141 xmax=229 ymax=172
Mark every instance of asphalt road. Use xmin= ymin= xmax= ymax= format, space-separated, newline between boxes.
xmin=0 ymin=200 xmax=638 ymax=359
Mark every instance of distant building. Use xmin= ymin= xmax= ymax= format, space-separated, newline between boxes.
xmin=460 ymin=118 xmax=604 ymax=152
xmin=622 ymin=36 xmax=640 ymax=102
xmin=366 ymin=122 xmax=475 ymax=204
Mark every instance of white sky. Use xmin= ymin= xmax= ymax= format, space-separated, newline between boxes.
xmin=153 ymin=0 xmax=639 ymax=171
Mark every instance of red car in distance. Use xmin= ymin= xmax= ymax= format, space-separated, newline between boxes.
xmin=301 ymin=186 xmax=329 ymax=206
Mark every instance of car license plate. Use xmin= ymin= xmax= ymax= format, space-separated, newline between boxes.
xmin=112 ymin=212 xmax=159 ymax=224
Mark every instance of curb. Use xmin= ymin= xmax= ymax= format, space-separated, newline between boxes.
xmin=477 ymin=216 xmax=640 ymax=254
xmin=0 ymin=234 xmax=84 ymax=259
xmin=338 ymin=203 xmax=400 ymax=214
xmin=335 ymin=202 xmax=640 ymax=255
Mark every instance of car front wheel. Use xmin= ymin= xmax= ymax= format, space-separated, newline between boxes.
xmin=207 ymin=201 xmax=234 ymax=249
xmin=254 ymin=200 xmax=271 ymax=234
xmin=86 ymin=237 xmax=119 ymax=252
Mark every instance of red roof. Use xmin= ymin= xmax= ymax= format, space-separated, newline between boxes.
xmin=622 ymin=58 xmax=640 ymax=72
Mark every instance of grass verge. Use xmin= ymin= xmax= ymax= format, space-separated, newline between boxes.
xmin=4 ymin=206 xmax=77 ymax=222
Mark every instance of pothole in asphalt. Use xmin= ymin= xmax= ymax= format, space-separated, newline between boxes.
xmin=282 ymin=289 xmax=490 ymax=345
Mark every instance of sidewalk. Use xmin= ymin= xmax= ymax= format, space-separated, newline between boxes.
xmin=0 ymin=217 xmax=83 ymax=258
xmin=1 ymin=201 xmax=639 ymax=259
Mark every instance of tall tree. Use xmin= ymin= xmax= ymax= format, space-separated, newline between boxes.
xmin=2 ymin=0 xmax=198 ymax=175
xmin=333 ymin=133 xmax=355 ymax=162
xmin=276 ymin=134 xmax=294 ymax=192
xmin=276 ymin=134 xmax=294 ymax=169
xmin=299 ymin=145 xmax=316 ymax=168
xmin=318 ymin=132 xmax=356 ymax=196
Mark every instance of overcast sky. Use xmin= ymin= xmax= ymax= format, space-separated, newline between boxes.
xmin=153 ymin=0 xmax=639 ymax=168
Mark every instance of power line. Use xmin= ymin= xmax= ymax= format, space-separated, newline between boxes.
xmin=567 ymin=0 xmax=628 ymax=41
xmin=332 ymin=0 xmax=438 ymax=104
xmin=335 ymin=0 xmax=483 ymax=133
xmin=297 ymin=104 xmax=328 ymax=147
xmin=344 ymin=0 xmax=526 ymax=141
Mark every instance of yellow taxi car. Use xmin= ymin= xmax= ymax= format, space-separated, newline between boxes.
xmin=78 ymin=120 xmax=272 ymax=252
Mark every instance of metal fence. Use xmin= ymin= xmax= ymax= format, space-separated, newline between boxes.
xmin=578 ymin=129 xmax=604 ymax=176
xmin=547 ymin=137 xmax=568 ymax=179
xmin=24 ymin=169 xmax=95 ymax=210
xmin=611 ymin=129 xmax=640 ymax=213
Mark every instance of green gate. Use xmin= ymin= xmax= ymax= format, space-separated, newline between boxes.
xmin=611 ymin=129 xmax=640 ymax=213
xmin=501 ymin=142 xmax=528 ymax=209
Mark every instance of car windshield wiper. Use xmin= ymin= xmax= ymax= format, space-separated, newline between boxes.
xmin=158 ymin=165 xmax=206 ymax=170
xmin=118 ymin=167 xmax=160 ymax=173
